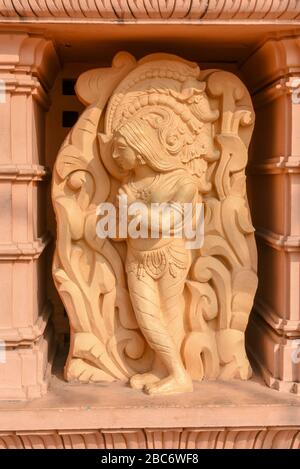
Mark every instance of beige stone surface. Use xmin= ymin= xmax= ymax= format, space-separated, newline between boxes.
xmin=52 ymin=52 xmax=258 ymax=395
xmin=0 ymin=364 xmax=299 ymax=430
xmin=1 ymin=355 xmax=300 ymax=447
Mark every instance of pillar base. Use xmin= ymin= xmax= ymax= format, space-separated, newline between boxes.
xmin=0 ymin=324 xmax=55 ymax=400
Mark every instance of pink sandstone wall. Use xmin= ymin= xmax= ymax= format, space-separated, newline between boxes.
xmin=0 ymin=34 xmax=59 ymax=398
xmin=241 ymin=36 xmax=300 ymax=392
xmin=0 ymin=28 xmax=299 ymax=400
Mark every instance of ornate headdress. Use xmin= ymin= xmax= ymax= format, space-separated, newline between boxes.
xmin=101 ymin=56 xmax=220 ymax=181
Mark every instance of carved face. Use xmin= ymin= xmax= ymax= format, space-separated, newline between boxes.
xmin=112 ymin=135 xmax=138 ymax=171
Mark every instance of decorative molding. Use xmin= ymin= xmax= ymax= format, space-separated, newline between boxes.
xmin=241 ymin=35 xmax=300 ymax=93
xmin=0 ymin=232 xmax=52 ymax=260
xmin=255 ymin=227 xmax=300 ymax=252
xmin=249 ymin=349 xmax=300 ymax=396
xmin=0 ymin=75 xmax=50 ymax=107
xmin=254 ymin=297 xmax=300 ymax=336
xmin=0 ymin=301 xmax=52 ymax=345
xmin=0 ymin=34 xmax=60 ymax=90
xmin=276 ymin=76 xmax=300 ymax=104
xmin=0 ymin=427 xmax=299 ymax=449
xmin=247 ymin=156 xmax=300 ymax=175
xmin=0 ymin=164 xmax=49 ymax=181
xmin=0 ymin=324 xmax=55 ymax=400
xmin=0 ymin=1 xmax=300 ymax=21
xmin=251 ymin=77 xmax=295 ymax=109
xmin=247 ymin=315 xmax=300 ymax=393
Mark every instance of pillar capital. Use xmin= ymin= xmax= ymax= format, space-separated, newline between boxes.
xmin=241 ymin=35 xmax=300 ymax=93
xmin=0 ymin=33 xmax=60 ymax=90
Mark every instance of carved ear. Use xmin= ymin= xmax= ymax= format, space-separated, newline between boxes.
xmin=98 ymin=132 xmax=128 ymax=181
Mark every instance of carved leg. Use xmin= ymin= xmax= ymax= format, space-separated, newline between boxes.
xmin=127 ymin=272 xmax=192 ymax=395
xmin=144 ymin=267 xmax=192 ymax=395
xmin=159 ymin=270 xmax=186 ymax=351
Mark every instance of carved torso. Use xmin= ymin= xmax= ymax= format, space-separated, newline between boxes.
xmin=121 ymin=169 xmax=197 ymax=204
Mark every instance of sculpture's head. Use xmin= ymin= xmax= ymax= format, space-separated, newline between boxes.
xmin=112 ymin=134 xmax=139 ymax=171
xmin=112 ymin=116 xmax=184 ymax=174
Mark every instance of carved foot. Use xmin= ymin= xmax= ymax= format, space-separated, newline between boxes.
xmin=144 ymin=373 xmax=193 ymax=395
xmin=65 ymin=358 xmax=115 ymax=383
xmin=130 ymin=372 xmax=160 ymax=390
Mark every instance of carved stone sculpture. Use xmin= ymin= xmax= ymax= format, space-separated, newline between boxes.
xmin=52 ymin=52 xmax=258 ymax=395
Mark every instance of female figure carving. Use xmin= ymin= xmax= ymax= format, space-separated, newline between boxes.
xmin=52 ymin=53 xmax=258 ymax=394
xmin=111 ymin=117 xmax=198 ymax=394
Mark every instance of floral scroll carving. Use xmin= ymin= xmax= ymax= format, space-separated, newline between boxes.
xmin=52 ymin=52 xmax=258 ymax=394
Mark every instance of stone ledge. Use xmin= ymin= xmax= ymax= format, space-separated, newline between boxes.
xmin=0 ymin=371 xmax=299 ymax=432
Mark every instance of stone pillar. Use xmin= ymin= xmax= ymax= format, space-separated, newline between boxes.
xmin=0 ymin=33 xmax=59 ymax=399
xmin=242 ymin=35 xmax=300 ymax=393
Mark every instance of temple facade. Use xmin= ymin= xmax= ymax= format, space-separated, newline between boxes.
xmin=0 ymin=1 xmax=300 ymax=449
